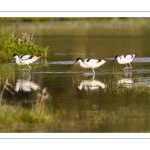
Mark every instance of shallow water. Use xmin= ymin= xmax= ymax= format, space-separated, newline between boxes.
xmin=2 ymin=20 xmax=150 ymax=132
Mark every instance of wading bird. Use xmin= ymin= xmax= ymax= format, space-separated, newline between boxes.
xmin=114 ymin=54 xmax=137 ymax=70
xmin=73 ymin=58 xmax=107 ymax=75
xmin=13 ymin=54 xmax=40 ymax=72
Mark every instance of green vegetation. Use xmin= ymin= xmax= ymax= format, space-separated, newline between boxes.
xmin=1 ymin=102 xmax=150 ymax=132
xmin=0 ymin=17 xmax=148 ymax=23
xmin=0 ymin=17 xmax=129 ymax=23
xmin=0 ymin=30 xmax=49 ymax=63
xmin=0 ymin=103 xmax=54 ymax=132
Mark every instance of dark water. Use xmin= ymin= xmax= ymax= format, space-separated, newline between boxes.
xmin=3 ymin=21 xmax=150 ymax=132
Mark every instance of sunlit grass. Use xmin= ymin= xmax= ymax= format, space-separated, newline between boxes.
xmin=0 ymin=103 xmax=54 ymax=130
xmin=0 ymin=30 xmax=49 ymax=63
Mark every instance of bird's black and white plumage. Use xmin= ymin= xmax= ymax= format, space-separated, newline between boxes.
xmin=74 ymin=58 xmax=107 ymax=75
xmin=114 ymin=54 xmax=137 ymax=70
xmin=13 ymin=54 xmax=40 ymax=71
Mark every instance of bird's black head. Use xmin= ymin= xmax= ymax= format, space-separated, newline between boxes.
xmin=13 ymin=54 xmax=18 ymax=58
xmin=112 ymin=55 xmax=119 ymax=62
xmin=72 ymin=58 xmax=83 ymax=65
xmin=76 ymin=58 xmax=83 ymax=62
xmin=114 ymin=55 xmax=119 ymax=59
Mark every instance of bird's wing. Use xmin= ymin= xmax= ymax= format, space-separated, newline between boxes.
xmin=84 ymin=59 xmax=99 ymax=64
xmin=20 ymin=55 xmax=38 ymax=60
xmin=125 ymin=55 xmax=134 ymax=60
xmin=20 ymin=55 xmax=36 ymax=60
xmin=119 ymin=55 xmax=133 ymax=60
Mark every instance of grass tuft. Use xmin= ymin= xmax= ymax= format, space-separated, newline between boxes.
xmin=0 ymin=30 xmax=49 ymax=63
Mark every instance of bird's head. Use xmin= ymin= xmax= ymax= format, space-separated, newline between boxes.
xmin=73 ymin=58 xmax=83 ymax=65
xmin=13 ymin=54 xmax=19 ymax=59
xmin=102 ymin=59 xmax=107 ymax=63
xmin=113 ymin=55 xmax=119 ymax=62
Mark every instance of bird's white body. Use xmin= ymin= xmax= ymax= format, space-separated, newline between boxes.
xmin=74 ymin=58 xmax=107 ymax=75
xmin=13 ymin=54 xmax=40 ymax=71
xmin=79 ymin=59 xmax=106 ymax=68
xmin=114 ymin=54 xmax=137 ymax=70
xmin=115 ymin=54 xmax=136 ymax=64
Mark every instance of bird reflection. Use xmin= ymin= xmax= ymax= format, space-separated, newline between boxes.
xmin=14 ymin=74 xmax=41 ymax=92
xmin=77 ymin=75 xmax=106 ymax=91
xmin=117 ymin=72 xmax=133 ymax=88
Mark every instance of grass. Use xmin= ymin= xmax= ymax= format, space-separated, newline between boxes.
xmin=0 ymin=30 xmax=49 ymax=63
xmin=0 ymin=103 xmax=54 ymax=132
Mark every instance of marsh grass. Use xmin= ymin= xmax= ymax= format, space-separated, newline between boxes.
xmin=0 ymin=30 xmax=49 ymax=63
xmin=0 ymin=102 xmax=54 ymax=130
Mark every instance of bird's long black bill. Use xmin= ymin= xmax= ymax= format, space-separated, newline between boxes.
xmin=72 ymin=61 xmax=77 ymax=65
xmin=112 ymin=58 xmax=116 ymax=62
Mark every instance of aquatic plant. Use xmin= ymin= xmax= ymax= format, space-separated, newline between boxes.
xmin=0 ymin=30 xmax=49 ymax=63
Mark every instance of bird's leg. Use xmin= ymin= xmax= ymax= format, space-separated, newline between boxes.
xmin=91 ymin=68 xmax=95 ymax=76
xmin=128 ymin=63 xmax=132 ymax=69
xmin=27 ymin=64 xmax=31 ymax=70
xmin=91 ymin=74 xmax=95 ymax=81
xmin=19 ymin=64 xmax=31 ymax=74
xmin=27 ymin=64 xmax=31 ymax=73
xmin=124 ymin=64 xmax=129 ymax=71
xmin=84 ymin=68 xmax=94 ymax=76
